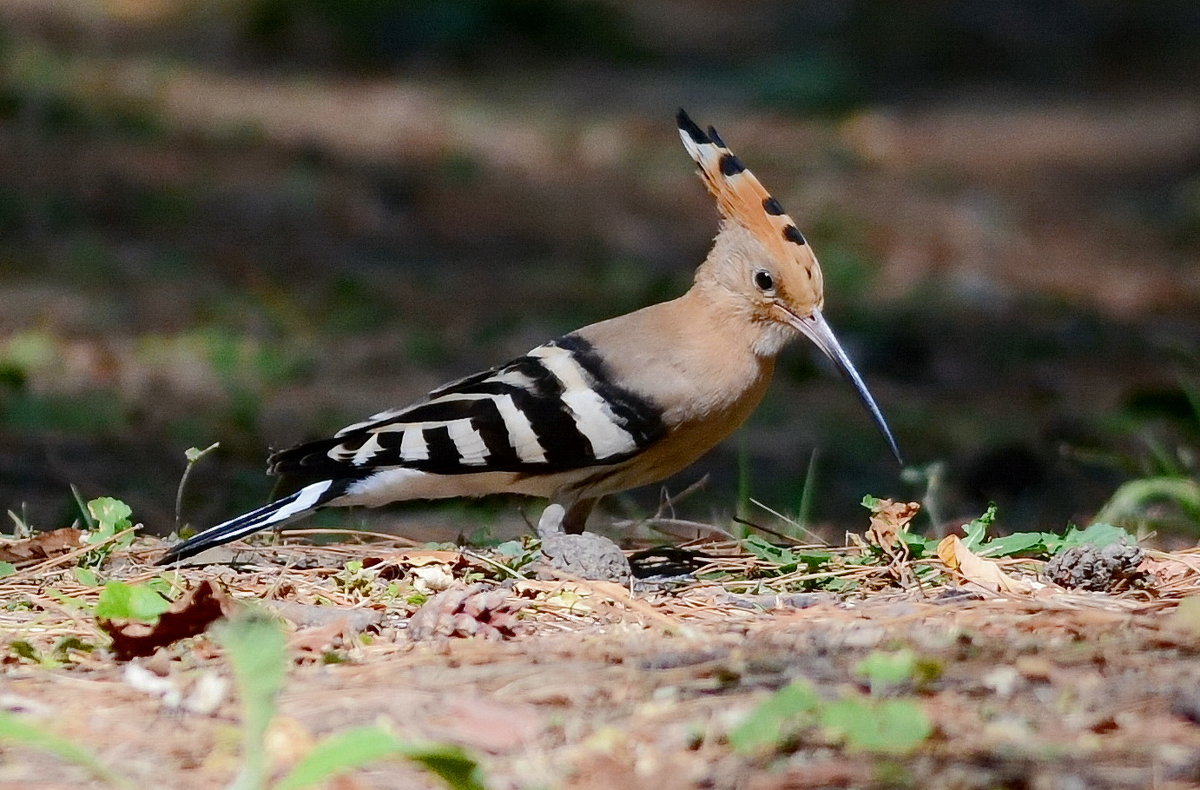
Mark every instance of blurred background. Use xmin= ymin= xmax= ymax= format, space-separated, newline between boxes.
xmin=1 ymin=0 xmax=1198 ymax=544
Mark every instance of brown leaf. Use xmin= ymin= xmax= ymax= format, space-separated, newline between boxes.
xmin=865 ymin=499 xmax=921 ymax=552
xmin=1141 ymin=556 xmax=1195 ymax=586
xmin=363 ymin=549 xmax=490 ymax=581
xmin=0 ymin=528 xmax=85 ymax=564
xmin=102 ymin=580 xmax=234 ymax=661
xmin=937 ymin=535 xmax=1032 ymax=594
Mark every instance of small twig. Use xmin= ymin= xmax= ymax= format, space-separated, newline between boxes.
xmin=653 ymin=475 xmax=710 ymax=518
xmin=175 ymin=442 xmax=219 ymax=534
xmin=459 ymin=550 xmax=529 ymax=581
xmin=731 ymin=516 xmax=808 ymax=546
xmin=749 ymin=497 xmax=826 ymax=544
xmin=277 ymin=528 xmax=424 ymax=547
xmin=616 ymin=517 xmax=736 ymax=540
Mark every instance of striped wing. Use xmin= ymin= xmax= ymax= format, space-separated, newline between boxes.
xmin=268 ymin=334 xmax=666 ymax=479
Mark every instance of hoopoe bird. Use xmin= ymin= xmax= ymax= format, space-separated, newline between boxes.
xmin=159 ymin=110 xmax=900 ymax=564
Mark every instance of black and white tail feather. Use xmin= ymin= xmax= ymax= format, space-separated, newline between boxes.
xmin=159 ymin=335 xmax=665 ymax=563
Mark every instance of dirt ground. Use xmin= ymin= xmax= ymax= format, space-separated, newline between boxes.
xmin=4 ymin=529 xmax=1200 ymax=790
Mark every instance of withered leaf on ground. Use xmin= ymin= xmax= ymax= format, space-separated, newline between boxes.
xmin=865 ymin=499 xmax=921 ymax=554
xmin=937 ymin=535 xmax=1033 ymax=594
xmin=101 ymin=580 xmax=235 ymax=661
xmin=363 ymin=549 xmax=491 ymax=581
xmin=0 ymin=528 xmax=85 ymax=564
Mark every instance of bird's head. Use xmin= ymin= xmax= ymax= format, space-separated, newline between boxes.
xmin=677 ymin=109 xmax=901 ymax=463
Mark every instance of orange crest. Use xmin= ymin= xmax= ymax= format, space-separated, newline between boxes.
xmin=676 ymin=109 xmax=820 ymax=284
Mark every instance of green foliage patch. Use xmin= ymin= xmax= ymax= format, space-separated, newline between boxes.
xmin=731 ymin=649 xmax=938 ymax=759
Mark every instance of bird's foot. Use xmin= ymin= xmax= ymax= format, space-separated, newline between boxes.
xmin=535 ymin=504 xmax=630 ymax=583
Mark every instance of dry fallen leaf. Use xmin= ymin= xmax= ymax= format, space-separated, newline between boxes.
xmin=102 ymin=580 xmax=234 ymax=660
xmin=411 ymin=563 xmax=456 ymax=594
xmin=0 ymin=528 xmax=85 ymax=564
xmin=365 ymin=549 xmax=493 ymax=580
xmin=1140 ymin=556 xmax=1196 ymax=587
xmin=937 ymin=535 xmax=1032 ymax=594
xmin=865 ymin=499 xmax=920 ymax=554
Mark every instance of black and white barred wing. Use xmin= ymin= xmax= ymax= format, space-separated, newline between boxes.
xmin=269 ymin=335 xmax=667 ymax=480
xmin=160 ymin=334 xmax=667 ymax=564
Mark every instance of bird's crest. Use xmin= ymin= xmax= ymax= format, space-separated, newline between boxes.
xmin=676 ymin=109 xmax=821 ymax=289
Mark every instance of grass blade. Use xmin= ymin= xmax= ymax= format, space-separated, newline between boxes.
xmin=276 ymin=727 xmax=487 ymax=790
xmin=218 ymin=613 xmax=287 ymax=790
xmin=274 ymin=727 xmax=403 ymax=790
xmin=0 ymin=711 xmax=134 ymax=789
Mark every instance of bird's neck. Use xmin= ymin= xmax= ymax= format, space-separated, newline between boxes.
xmin=576 ymin=289 xmax=777 ymax=427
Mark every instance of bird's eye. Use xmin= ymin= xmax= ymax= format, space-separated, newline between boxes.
xmin=753 ymin=270 xmax=775 ymax=293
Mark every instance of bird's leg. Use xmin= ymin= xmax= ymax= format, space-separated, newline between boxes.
xmin=561 ymin=497 xmax=597 ymax=535
xmin=536 ymin=503 xmax=567 ymax=540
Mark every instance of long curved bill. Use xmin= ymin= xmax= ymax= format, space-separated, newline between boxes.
xmin=782 ymin=307 xmax=903 ymax=465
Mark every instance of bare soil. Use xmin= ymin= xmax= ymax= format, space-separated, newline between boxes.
xmin=3 ymin=533 xmax=1200 ymax=790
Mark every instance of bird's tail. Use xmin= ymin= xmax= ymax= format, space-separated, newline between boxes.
xmin=158 ymin=479 xmax=346 ymax=564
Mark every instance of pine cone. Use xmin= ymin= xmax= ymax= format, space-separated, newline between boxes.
xmin=407 ymin=584 xmax=525 ymax=641
xmin=536 ymin=503 xmax=631 ymax=582
xmin=1043 ymin=542 xmax=1145 ymax=592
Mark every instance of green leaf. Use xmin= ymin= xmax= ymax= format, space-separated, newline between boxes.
xmin=729 ymin=680 xmax=820 ymax=754
xmin=1055 ymin=522 xmax=1133 ymax=553
xmin=494 ymin=540 xmax=526 ymax=557
xmin=0 ymin=561 xmax=15 ymax=579
xmin=960 ymin=503 xmax=997 ymax=550
xmin=53 ymin=636 xmax=95 ymax=661
xmin=275 ymin=727 xmax=403 ymax=790
xmin=276 ymin=728 xmax=487 ymax=790
xmin=86 ymin=497 xmax=132 ymax=535
xmin=855 ymin=649 xmax=917 ymax=694
xmin=218 ymin=614 xmax=287 ymax=790
xmin=0 ymin=711 xmax=134 ymax=789
xmin=738 ymin=535 xmax=821 ymax=572
xmin=95 ymin=581 xmax=171 ymax=622
xmin=860 ymin=494 xmax=884 ymax=510
xmin=820 ymin=697 xmax=932 ymax=755
xmin=740 ymin=535 xmax=796 ymax=564
xmin=977 ymin=531 xmax=1047 ymax=558
xmin=403 ymin=742 xmax=489 ymax=790
xmin=143 ymin=575 xmax=174 ymax=596
xmin=9 ymin=640 xmax=45 ymax=664
xmin=73 ymin=566 xmax=99 ymax=586
xmin=899 ymin=531 xmax=939 ymax=558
